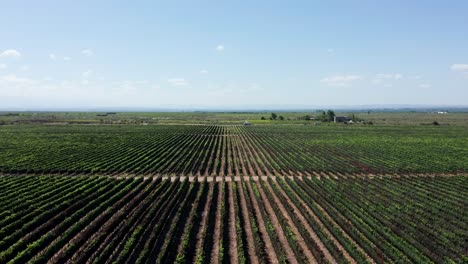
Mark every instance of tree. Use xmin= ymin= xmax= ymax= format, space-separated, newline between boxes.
xmin=326 ymin=110 xmax=335 ymax=122
xmin=279 ymin=116 xmax=284 ymax=120
xmin=271 ymin=113 xmax=277 ymax=120
xmin=261 ymin=116 xmax=266 ymax=120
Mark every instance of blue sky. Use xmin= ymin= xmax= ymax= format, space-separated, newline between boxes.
xmin=1 ymin=0 xmax=467 ymax=109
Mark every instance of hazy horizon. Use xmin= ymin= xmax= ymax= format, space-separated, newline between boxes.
xmin=1 ymin=1 xmax=467 ymax=108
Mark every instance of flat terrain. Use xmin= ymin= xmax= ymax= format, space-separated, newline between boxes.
xmin=0 ymin=175 xmax=466 ymax=263
xmin=0 ymin=125 xmax=466 ymax=176
xmin=0 ymin=112 xmax=466 ymax=263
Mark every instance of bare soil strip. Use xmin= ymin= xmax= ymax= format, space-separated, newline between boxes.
xmin=227 ymin=182 xmax=239 ymax=264
xmin=263 ymin=180 xmax=319 ymax=263
xmin=236 ymin=182 xmax=260 ymax=264
xmin=312 ymin=196 xmax=377 ymax=264
xmin=256 ymin=182 xmax=299 ymax=264
xmin=193 ymin=183 xmax=214 ymax=262
xmin=246 ymin=182 xmax=279 ymax=264
xmin=239 ymin=132 xmax=271 ymax=176
xmin=226 ymin=132 xmax=234 ymax=176
xmin=210 ymin=181 xmax=223 ymax=263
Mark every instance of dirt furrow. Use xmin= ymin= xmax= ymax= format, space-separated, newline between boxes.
xmin=255 ymin=182 xmax=298 ymax=264
xmin=246 ymin=182 xmax=279 ymax=263
xmin=311 ymin=194 xmax=376 ymax=264
xmin=193 ymin=183 xmax=214 ymax=262
xmin=227 ymin=182 xmax=239 ymax=263
xmin=276 ymin=180 xmax=344 ymax=263
xmin=210 ymin=181 xmax=223 ymax=263
xmin=263 ymin=180 xmax=319 ymax=263
xmin=219 ymin=131 xmax=226 ymax=177
xmin=238 ymin=131 xmax=271 ymax=176
xmin=231 ymin=129 xmax=250 ymax=177
xmin=236 ymin=181 xmax=260 ymax=264
xmin=226 ymin=133 xmax=234 ymax=176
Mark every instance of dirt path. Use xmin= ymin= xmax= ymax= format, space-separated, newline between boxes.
xmin=227 ymin=182 xmax=239 ymax=263
xmin=311 ymin=194 xmax=376 ymax=264
xmin=237 ymin=136 xmax=258 ymax=176
xmin=273 ymin=180 xmax=342 ymax=264
xmin=236 ymin=182 xmax=260 ymax=264
xmin=263 ymin=180 xmax=318 ymax=263
xmin=246 ymin=182 xmax=279 ymax=263
xmin=210 ymin=182 xmax=223 ymax=263
xmin=226 ymin=131 xmax=233 ymax=177
xmin=241 ymin=134 xmax=267 ymax=176
xmin=202 ymin=135 xmax=217 ymax=177
xmin=219 ymin=133 xmax=226 ymax=177
xmin=232 ymin=130 xmax=250 ymax=177
xmin=255 ymin=182 xmax=298 ymax=264
xmin=192 ymin=183 xmax=214 ymax=262
xmin=239 ymin=131 xmax=272 ymax=176
xmin=47 ymin=181 xmax=146 ymax=263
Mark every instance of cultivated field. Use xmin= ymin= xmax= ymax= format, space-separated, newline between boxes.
xmin=0 ymin=125 xmax=466 ymax=176
xmin=0 ymin=115 xmax=467 ymax=263
xmin=0 ymin=175 xmax=466 ymax=263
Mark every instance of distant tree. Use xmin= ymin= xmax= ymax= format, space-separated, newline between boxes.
xmin=261 ymin=116 xmax=266 ymax=120
xmin=271 ymin=113 xmax=277 ymax=120
xmin=432 ymin=121 xmax=440 ymax=126
xmin=326 ymin=110 xmax=335 ymax=122
xmin=279 ymin=116 xmax=284 ymax=120
xmin=316 ymin=111 xmax=327 ymax=122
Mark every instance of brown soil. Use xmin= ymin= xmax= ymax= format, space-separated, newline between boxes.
xmin=246 ymin=182 xmax=279 ymax=263
xmin=227 ymin=182 xmax=239 ymax=263
xmin=256 ymin=182 xmax=299 ymax=264
xmin=275 ymin=180 xmax=342 ymax=263
xmin=210 ymin=182 xmax=223 ymax=263
xmin=239 ymin=132 xmax=272 ymax=176
xmin=192 ymin=183 xmax=213 ymax=262
xmin=263 ymin=180 xmax=318 ymax=263
xmin=308 ymin=190 xmax=376 ymax=264
xmin=236 ymin=181 xmax=260 ymax=264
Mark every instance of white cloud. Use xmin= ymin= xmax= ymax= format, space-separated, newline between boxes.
xmin=372 ymin=73 xmax=404 ymax=84
xmin=320 ymin=75 xmax=362 ymax=86
xmin=168 ymin=78 xmax=189 ymax=86
xmin=49 ymin=53 xmax=56 ymax=60
xmin=20 ymin=65 xmax=30 ymax=71
xmin=0 ymin=74 xmax=35 ymax=84
xmin=81 ymin=49 xmax=94 ymax=56
xmin=0 ymin=49 xmax=21 ymax=58
xmin=240 ymin=83 xmax=264 ymax=93
xmin=200 ymin=69 xmax=208 ymax=74
xmin=63 ymin=57 xmax=71 ymax=61
xmin=0 ymin=63 xmax=6 ymax=69
xmin=451 ymin=64 xmax=468 ymax=77
xmin=216 ymin=45 xmax=224 ymax=51
xmin=419 ymin=84 xmax=432 ymax=88
xmin=450 ymin=64 xmax=468 ymax=72
xmin=82 ymin=70 xmax=93 ymax=78
xmin=0 ymin=74 xmax=164 ymax=107
xmin=375 ymin=73 xmax=403 ymax=80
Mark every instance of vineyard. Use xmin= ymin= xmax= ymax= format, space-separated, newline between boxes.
xmin=0 ymin=124 xmax=466 ymax=176
xmin=0 ymin=123 xmax=467 ymax=263
xmin=0 ymin=175 xmax=466 ymax=263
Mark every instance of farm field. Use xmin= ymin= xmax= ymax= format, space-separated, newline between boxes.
xmin=0 ymin=124 xmax=467 ymax=176
xmin=0 ymin=121 xmax=467 ymax=263
xmin=0 ymin=175 xmax=466 ymax=263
